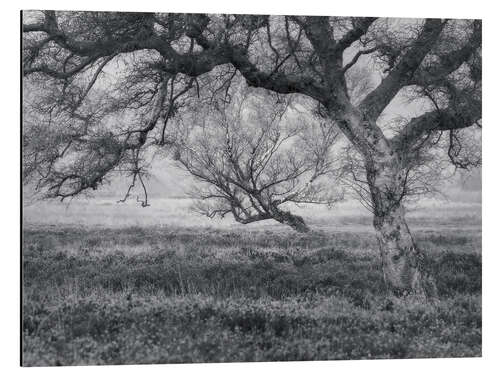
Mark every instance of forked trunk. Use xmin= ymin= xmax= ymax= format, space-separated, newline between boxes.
xmin=329 ymin=91 xmax=438 ymax=296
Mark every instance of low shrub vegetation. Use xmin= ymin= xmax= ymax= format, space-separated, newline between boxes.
xmin=22 ymin=225 xmax=481 ymax=365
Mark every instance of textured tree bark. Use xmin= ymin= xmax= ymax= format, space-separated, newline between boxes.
xmin=275 ymin=210 xmax=310 ymax=233
xmin=328 ymin=100 xmax=434 ymax=295
xmin=366 ymin=157 xmax=432 ymax=296
xmin=234 ymin=206 xmax=310 ymax=233
xmin=373 ymin=203 xmax=424 ymax=295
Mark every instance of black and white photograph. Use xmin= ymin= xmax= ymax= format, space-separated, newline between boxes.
xmin=19 ymin=3 xmax=487 ymax=369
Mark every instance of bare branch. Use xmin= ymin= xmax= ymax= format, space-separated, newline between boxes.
xmin=359 ymin=19 xmax=446 ymax=121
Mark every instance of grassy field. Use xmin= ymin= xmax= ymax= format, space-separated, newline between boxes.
xmin=22 ymin=197 xmax=481 ymax=366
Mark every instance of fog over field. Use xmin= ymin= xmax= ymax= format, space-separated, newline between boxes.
xmin=23 ymin=158 xmax=481 ymax=229
xmin=21 ymin=11 xmax=482 ymax=366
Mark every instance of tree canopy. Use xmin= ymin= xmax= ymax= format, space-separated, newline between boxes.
xmin=23 ymin=12 xmax=481 ymax=202
xmin=22 ymin=10 xmax=481 ymax=294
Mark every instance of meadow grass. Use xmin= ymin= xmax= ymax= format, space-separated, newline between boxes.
xmin=22 ymin=198 xmax=481 ymax=365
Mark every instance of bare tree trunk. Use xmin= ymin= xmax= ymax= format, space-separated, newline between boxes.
xmin=274 ymin=209 xmax=310 ymax=233
xmin=366 ymin=159 xmax=432 ymax=296
xmin=372 ymin=203 xmax=425 ymax=295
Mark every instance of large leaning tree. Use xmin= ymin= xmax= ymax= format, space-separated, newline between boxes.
xmin=171 ymin=82 xmax=343 ymax=233
xmin=22 ymin=11 xmax=481 ymax=295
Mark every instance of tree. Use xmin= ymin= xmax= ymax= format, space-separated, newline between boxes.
xmin=22 ymin=11 xmax=481 ymax=295
xmin=172 ymin=80 xmax=343 ymax=232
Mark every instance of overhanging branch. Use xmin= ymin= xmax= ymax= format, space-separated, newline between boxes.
xmin=359 ymin=19 xmax=446 ymax=121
